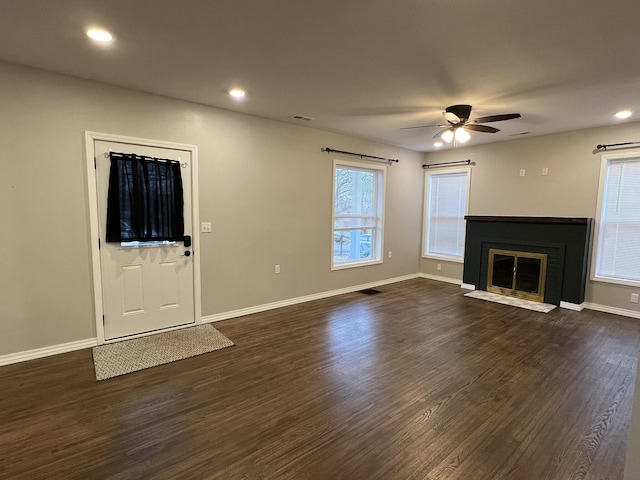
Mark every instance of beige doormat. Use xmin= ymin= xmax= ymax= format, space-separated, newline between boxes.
xmin=464 ymin=290 xmax=557 ymax=313
xmin=92 ymin=324 xmax=234 ymax=381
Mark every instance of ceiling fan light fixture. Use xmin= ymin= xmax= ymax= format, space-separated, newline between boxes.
xmin=455 ymin=127 xmax=470 ymax=143
xmin=441 ymin=129 xmax=454 ymax=143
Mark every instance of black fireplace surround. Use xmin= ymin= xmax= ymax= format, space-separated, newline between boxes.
xmin=463 ymin=216 xmax=592 ymax=305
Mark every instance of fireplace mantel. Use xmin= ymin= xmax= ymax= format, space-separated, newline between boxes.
xmin=465 ymin=216 xmax=590 ymax=225
xmin=463 ymin=216 xmax=592 ymax=306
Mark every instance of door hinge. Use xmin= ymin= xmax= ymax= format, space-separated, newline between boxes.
xmin=98 ymin=238 xmax=101 ymax=249
xmin=102 ymin=314 xmax=105 ymax=325
xmin=94 ymin=156 xmax=97 ymax=169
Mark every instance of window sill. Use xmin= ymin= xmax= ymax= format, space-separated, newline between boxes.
xmin=331 ymin=259 xmax=383 ymax=271
xmin=422 ymin=254 xmax=464 ymax=264
xmin=590 ymin=274 xmax=640 ymax=288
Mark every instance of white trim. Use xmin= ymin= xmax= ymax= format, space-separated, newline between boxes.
xmin=591 ymin=150 xmax=640 ymax=287
xmin=84 ymin=131 xmax=201 ymax=345
xmin=331 ymin=259 xmax=384 ymax=270
xmin=7 ymin=275 xmax=640 ymax=367
xmin=202 ymin=274 xmax=420 ymax=323
xmin=0 ymin=338 xmax=97 ymax=367
xmin=591 ymin=274 xmax=640 ymax=288
xmin=418 ymin=273 xmax=462 ymax=285
xmin=331 ymin=158 xmax=387 ymax=270
xmin=583 ymin=302 xmax=640 ymax=319
xmin=559 ymin=301 xmax=585 ymax=311
xmin=422 ymin=166 xmax=472 ymax=259
xmin=421 ymin=254 xmax=464 ymax=263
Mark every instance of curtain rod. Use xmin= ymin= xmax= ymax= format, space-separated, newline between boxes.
xmin=596 ymin=142 xmax=640 ymax=151
xmin=105 ymin=150 xmax=187 ymax=167
xmin=422 ymin=160 xmax=472 ymax=169
xmin=322 ymin=147 xmax=399 ymax=164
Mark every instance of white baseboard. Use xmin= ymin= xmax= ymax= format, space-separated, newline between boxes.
xmin=0 ymin=337 xmax=97 ymax=367
xmin=559 ymin=301 xmax=585 ymax=311
xmin=202 ymin=274 xmax=421 ymax=323
xmin=583 ymin=303 xmax=640 ymax=319
xmin=5 ymin=276 xmax=637 ymax=368
xmin=418 ymin=273 xmax=462 ymax=285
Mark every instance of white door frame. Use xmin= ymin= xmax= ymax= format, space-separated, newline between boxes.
xmin=84 ymin=131 xmax=202 ymax=344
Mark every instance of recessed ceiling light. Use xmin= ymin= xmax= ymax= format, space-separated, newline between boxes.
xmin=615 ymin=110 xmax=632 ymax=119
xmin=434 ymin=141 xmax=443 ymax=148
xmin=229 ymin=88 xmax=246 ymax=98
xmin=86 ymin=28 xmax=113 ymax=43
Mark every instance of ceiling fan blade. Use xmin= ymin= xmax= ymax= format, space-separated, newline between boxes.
xmin=400 ymin=123 xmax=446 ymax=130
xmin=465 ymin=124 xmax=500 ymax=133
xmin=443 ymin=111 xmax=461 ymax=124
xmin=473 ymin=113 xmax=521 ymax=123
xmin=446 ymin=104 xmax=472 ymax=122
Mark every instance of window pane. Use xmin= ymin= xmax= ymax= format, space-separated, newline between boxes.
xmin=334 ymin=168 xmax=375 ymax=216
xmin=597 ymin=158 xmax=640 ymax=282
xmin=333 ymin=229 xmax=374 ymax=264
xmin=425 ymin=171 xmax=469 ymax=258
xmin=332 ymin=161 xmax=384 ymax=269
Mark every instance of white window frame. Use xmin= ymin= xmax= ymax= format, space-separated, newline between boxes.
xmin=422 ymin=166 xmax=471 ymax=263
xmin=331 ymin=159 xmax=386 ymax=270
xmin=591 ymin=150 xmax=640 ymax=287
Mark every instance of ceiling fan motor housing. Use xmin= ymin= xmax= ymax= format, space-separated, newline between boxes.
xmin=446 ymin=104 xmax=472 ymax=122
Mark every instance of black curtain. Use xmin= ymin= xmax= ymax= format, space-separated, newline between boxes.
xmin=106 ymin=153 xmax=184 ymax=242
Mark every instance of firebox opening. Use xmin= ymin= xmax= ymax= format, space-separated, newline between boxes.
xmin=487 ymin=249 xmax=548 ymax=303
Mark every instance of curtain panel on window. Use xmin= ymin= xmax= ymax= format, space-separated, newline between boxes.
xmin=106 ymin=153 xmax=184 ymax=242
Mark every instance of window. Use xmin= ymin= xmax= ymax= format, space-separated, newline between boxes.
xmin=332 ymin=160 xmax=386 ymax=269
xmin=422 ymin=167 xmax=471 ymax=261
xmin=592 ymin=153 xmax=640 ymax=286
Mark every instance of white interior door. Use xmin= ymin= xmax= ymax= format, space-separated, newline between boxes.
xmin=94 ymin=139 xmax=195 ymax=340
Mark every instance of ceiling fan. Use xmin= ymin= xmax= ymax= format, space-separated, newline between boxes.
xmin=402 ymin=104 xmax=521 ymax=144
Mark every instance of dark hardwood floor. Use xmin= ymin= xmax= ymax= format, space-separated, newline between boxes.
xmin=1 ymin=278 xmax=639 ymax=479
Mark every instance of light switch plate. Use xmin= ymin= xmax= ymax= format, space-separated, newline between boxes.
xmin=201 ymin=222 xmax=212 ymax=233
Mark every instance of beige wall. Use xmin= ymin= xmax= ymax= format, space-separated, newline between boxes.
xmin=0 ymin=62 xmax=423 ymax=357
xmin=419 ymin=123 xmax=640 ymax=312
xmin=2 ymin=59 xmax=639 ymax=358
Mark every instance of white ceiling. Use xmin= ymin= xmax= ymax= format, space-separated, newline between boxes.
xmin=1 ymin=0 xmax=638 ymax=152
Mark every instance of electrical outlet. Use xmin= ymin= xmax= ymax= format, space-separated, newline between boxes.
xmin=437 ymin=264 xmax=442 ymax=271
xmin=388 ymin=251 xmax=392 ymax=258
xmin=631 ymin=293 xmax=639 ymax=304
xmin=519 ymin=169 xmax=526 ymax=177
xmin=542 ymin=167 xmax=549 ymax=176
xmin=275 ymin=264 xmax=280 ymax=274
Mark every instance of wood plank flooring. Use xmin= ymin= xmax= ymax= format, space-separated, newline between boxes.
xmin=1 ymin=278 xmax=638 ymax=479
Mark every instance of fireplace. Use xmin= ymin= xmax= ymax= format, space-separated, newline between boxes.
xmin=487 ymin=249 xmax=548 ymax=302
xmin=463 ymin=217 xmax=592 ymax=307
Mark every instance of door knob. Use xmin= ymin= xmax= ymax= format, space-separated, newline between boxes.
xmin=181 ymin=251 xmax=191 ymax=257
